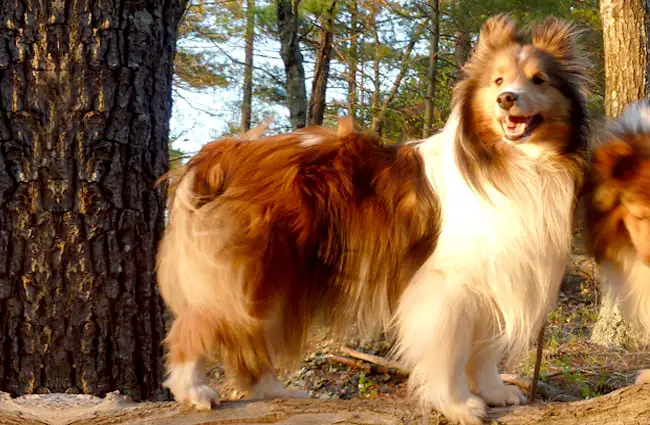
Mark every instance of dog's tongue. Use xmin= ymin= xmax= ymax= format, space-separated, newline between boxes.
xmin=508 ymin=116 xmax=528 ymax=124
xmin=506 ymin=116 xmax=528 ymax=136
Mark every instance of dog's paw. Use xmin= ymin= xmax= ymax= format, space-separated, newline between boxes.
xmin=179 ymin=384 xmax=221 ymax=410
xmin=481 ymin=384 xmax=527 ymax=407
xmin=635 ymin=369 xmax=650 ymax=385
xmin=440 ymin=395 xmax=487 ymax=425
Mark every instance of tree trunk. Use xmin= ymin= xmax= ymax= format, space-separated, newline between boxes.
xmin=308 ymin=1 xmax=336 ymax=126
xmin=0 ymin=0 xmax=185 ymax=400
xmin=592 ymin=0 xmax=650 ymax=348
xmin=600 ymin=0 xmax=650 ymax=116
xmin=370 ymin=23 xmax=424 ymax=133
xmin=422 ymin=0 xmax=440 ymax=138
xmin=241 ymin=0 xmax=255 ymax=132
xmin=5 ymin=385 xmax=650 ymax=424
xmin=277 ymin=0 xmax=307 ymax=129
xmin=454 ymin=28 xmax=471 ymax=81
xmin=452 ymin=0 xmax=471 ymax=82
xmin=347 ymin=1 xmax=359 ymax=120
xmin=370 ymin=7 xmax=381 ymax=127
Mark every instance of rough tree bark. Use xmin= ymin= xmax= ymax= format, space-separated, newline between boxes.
xmin=308 ymin=0 xmax=336 ymax=126
xmin=0 ymin=0 xmax=186 ymax=399
xmin=422 ymin=0 xmax=440 ymax=138
xmin=241 ymin=0 xmax=255 ymax=132
xmin=277 ymin=0 xmax=307 ymax=129
xmin=592 ymin=0 xmax=650 ymax=348
xmin=600 ymin=0 xmax=649 ymax=117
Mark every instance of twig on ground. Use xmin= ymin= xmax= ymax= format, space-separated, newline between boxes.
xmin=340 ymin=347 xmax=411 ymax=377
xmin=326 ymin=354 xmax=409 ymax=377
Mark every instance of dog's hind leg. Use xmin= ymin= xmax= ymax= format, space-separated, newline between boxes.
xmin=163 ymin=310 xmax=221 ymax=409
xmin=221 ymin=322 xmax=309 ymax=400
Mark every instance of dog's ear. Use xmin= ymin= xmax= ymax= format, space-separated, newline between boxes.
xmin=337 ymin=115 xmax=355 ymax=136
xmin=593 ymin=138 xmax=638 ymax=182
xmin=475 ymin=14 xmax=522 ymax=55
xmin=530 ymin=17 xmax=583 ymax=63
xmin=241 ymin=118 xmax=273 ymax=140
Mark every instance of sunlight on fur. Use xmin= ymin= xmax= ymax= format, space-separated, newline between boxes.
xmin=156 ymin=15 xmax=590 ymax=425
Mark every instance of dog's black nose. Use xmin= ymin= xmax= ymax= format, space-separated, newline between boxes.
xmin=497 ymin=92 xmax=518 ymax=110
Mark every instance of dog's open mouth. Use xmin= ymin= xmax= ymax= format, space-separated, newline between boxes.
xmin=501 ymin=114 xmax=543 ymax=141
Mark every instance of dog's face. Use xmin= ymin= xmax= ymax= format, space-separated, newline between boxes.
xmin=591 ymin=104 xmax=650 ymax=264
xmin=458 ymin=15 xmax=588 ymax=158
xmin=475 ymin=44 xmax=572 ymax=145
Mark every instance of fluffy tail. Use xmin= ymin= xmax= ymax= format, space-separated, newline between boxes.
xmin=156 ymin=164 xmax=255 ymax=328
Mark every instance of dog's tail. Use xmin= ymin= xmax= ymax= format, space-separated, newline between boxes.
xmin=156 ymin=153 xmax=255 ymax=329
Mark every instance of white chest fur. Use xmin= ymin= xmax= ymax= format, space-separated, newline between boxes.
xmin=415 ymin=121 xmax=577 ymax=358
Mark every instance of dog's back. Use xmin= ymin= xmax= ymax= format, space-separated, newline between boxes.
xmin=156 ymin=122 xmax=439 ymax=404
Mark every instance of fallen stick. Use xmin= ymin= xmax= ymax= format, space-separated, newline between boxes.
xmin=326 ymin=354 xmax=374 ymax=374
xmin=340 ymin=346 xmax=411 ymax=377
xmin=326 ymin=353 xmax=410 ymax=377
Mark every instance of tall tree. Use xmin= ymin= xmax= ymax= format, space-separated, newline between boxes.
xmin=591 ymin=0 xmax=650 ymax=348
xmin=370 ymin=22 xmax=425 ymax=133
xmin=241 ymin=0 xmax=256 ymax=132
xmin=452 ymin=0 xmax=471 ymax=81
xmin=600 ymin=0 xmax=649 ymax=116
xmin=277 ymin=0 xmax=308 ymax=128
xmin=0 ymin=0 xmax=187 ymax=398
xmin=422 ymin=0 xmax=440 ymax=138
xmin=347 ymin=1 xmax=359 ymax=119
xmin=308 ymin=0 xmax=337 ymax=125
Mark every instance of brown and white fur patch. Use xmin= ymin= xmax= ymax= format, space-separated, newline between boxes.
xmin=156 ymin=15 xmax=589 ymax=425
xmin=583 ymin=99 xmax=650 ymax=385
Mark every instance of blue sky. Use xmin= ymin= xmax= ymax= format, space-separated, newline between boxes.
xmin=169 ymin=1 xmax=423 ymax=156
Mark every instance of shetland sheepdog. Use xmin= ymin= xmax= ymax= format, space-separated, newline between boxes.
xmin=584 ymin=100 xmax=650 ymax=384
xmin=157 ymin=15 xmax=589 ymax=425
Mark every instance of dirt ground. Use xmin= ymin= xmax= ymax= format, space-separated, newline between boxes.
xmin=2 ymin=254 xmax=649 ymax=425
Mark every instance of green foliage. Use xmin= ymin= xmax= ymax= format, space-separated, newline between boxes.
xmin=174 ymin=51 xmax=230 ymax=90
xmin=357 ymin=373 xmax=378 ymax=398
xmin=172 ymin=0 xmax=604 ymax=142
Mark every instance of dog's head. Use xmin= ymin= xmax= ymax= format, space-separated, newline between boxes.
xmin=453 ymin=15 xmax=590 ymax=195
xmin=590 ymin=100 xmax=650 ymax=264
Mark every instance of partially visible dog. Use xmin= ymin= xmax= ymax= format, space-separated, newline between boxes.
xmin=584 ymin=99 xmax=650 ymax=384
xmin=157 ymin=15 xmax=589 ymax=425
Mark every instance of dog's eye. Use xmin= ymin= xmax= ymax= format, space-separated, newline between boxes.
xmin=532 ymin=75 xmax=545 ymax=85
xmin=494 ymin=77 xmax=503 ymax=86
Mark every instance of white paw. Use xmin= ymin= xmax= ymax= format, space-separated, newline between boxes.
xmin=178 ymin=384 xmax=221 ymax=409
xmin=440 ymin=395 xmax=487 ymax=425
xmin=481 ymin=384 xmax=527 ymax=407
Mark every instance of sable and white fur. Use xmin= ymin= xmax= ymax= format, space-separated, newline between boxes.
xmin=584 ymin=100 xmax=650 ymax=384
xmin=157 ymin=15 xmax=589 ymax=425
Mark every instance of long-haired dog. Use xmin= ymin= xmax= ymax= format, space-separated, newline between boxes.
xmin=157 ymin=15 xmax=589 ymax=425
xmin=584 ymin=99 xmax=650 ymax=383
